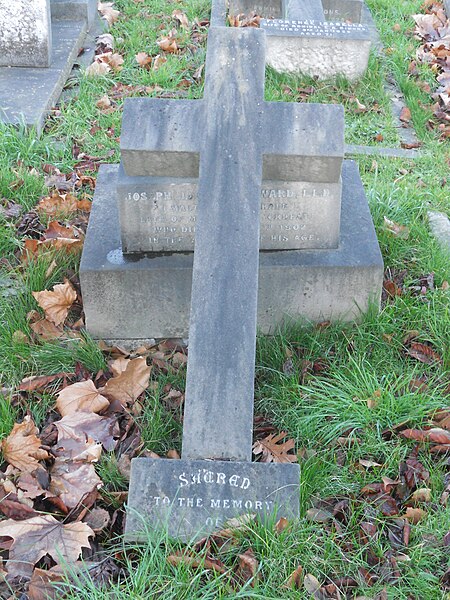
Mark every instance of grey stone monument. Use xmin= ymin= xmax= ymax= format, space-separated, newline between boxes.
xmin=125 ymin=27 xmax=300 ymax=540
xmin=80 ymin=9 xmax=383 ymax=540
xmin=225 ymin=0 xmax=371 ymax=80
xmin=0 ymin=0 xmax=97 ymax=132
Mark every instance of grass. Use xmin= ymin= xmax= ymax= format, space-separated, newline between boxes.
xmin=0 ymin=0 xmax=449 ymax=598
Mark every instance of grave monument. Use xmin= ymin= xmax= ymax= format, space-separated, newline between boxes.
xmin=0 ymin=0 xmax=97 ymax=132
xmin=224 ymin=0 xmax=372 ymax=80
xmin=80 ymin=0 xmax=382 ymax=540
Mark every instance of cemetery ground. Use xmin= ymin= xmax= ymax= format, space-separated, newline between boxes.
xmin=0 ymin=0 xmax=449 ymax=597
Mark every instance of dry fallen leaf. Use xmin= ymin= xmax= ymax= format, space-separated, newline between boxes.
xmin=1 ymin=417 xmax=49 ymax=472
xmin=102 ymin=357 xmax=151 ymax=405
xmin=406 ymin=342 xmax=442 ymax=365
xmin=383 ymin=216 xmax=410 ymax=239
xmin=0 ymin=515 xmax=94 ymax=578
xmin=304 ymin=573 xmax=322 ymax=595
xmin=236 ymin=548 xmax=259 ymax=586
xmin=55 ymin=412 xmax=118 ymax=452
xmin=56 ymin=380 xmax=110 ymax=417
xmin=285 ymin=565 xmax=303 ymax=589
xmin=405 ymin=507 xmax=427 ymax=524
xmin=32 ymin=280 xmax=77 ymax=326
xmin=86 ymin=60 xmax=111 ymax=77
xmin=49 ymin=459 xmax=102 ymax=508
xmin=98 ymin=1 xmax=120 ymax=25
xmin=172 ymin=9 xmax=189 ymax=29
xmin=135 ymin=52 xmax=152 ymax=69
xmin=252 ymin=432 xmax=298 ymax=463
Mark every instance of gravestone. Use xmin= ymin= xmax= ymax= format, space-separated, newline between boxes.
xmin=0 ymin=0 xmax=96 ymax=131
xmin=80 ymin=6 xmax=383 ymax=343
xmin=223 ymin=0 xmax=371 ymax=80
xmin=125 ymin=27 xmax=300 ymax=539
xmin=0 ymin=0 xmax=52 ymax=67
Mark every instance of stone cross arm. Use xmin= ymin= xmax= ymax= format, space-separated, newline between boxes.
xmin=120 ymin=85 xmax=344 ymax=185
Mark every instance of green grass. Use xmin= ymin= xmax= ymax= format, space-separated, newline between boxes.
xmin=0 ymin=0 xmax=449 ymax=598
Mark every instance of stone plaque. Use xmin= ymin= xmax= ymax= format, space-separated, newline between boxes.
xmin=0 ymin=0 xmax=52 ymax=68
xmin=117 ymin=173 xmax=342 ymax=252
xmin=228 ymin=0 xmax=283 ymax=17
xmin=125 ymin=458 xmax=300 ymax=540
xmin=261 ymin=19 xmax=371 ymax=80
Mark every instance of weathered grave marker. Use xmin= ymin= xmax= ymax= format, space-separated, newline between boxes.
xmin=220 ymin=0 xmax=371 ymax=79
xmin=125 ymin=27 xmax=300 ymax=539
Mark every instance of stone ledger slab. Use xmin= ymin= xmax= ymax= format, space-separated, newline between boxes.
xmin=125 ymin=458 xmax=300 ymax=540
xmin=0 ymin=0 xmax=52 ymax=67
xmin=0 ymin=20 xmax=87 ymax=132
xmin=262 ymin=19 xmax=371 ymax=80
xmin=80 ymin=161 xmax=383 ymax=342
xmin=117 ymin=167 xmax=342 ymax=252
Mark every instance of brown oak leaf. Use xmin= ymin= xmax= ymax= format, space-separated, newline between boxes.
xmin=252 ymin=432 xmax=298 ymax=463
xmin=32 ymin=280 xmax=77 ymax=326
xmin=1 ymin=417 xmax=49 ymax=472
xmin=56 ymin=380 xmax=110 ymax=417
xmin=55 ymin=412 xmax=118 ymax=453
xmin=0 ymin=515 xmax=93 ymax=578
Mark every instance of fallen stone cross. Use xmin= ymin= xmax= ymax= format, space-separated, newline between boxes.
xmin=125 ymin=26 xmax=300 ymax=539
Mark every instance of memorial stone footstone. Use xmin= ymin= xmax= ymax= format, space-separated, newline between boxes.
xmin=0 ymin=0 xmax=52 ymax=67
xmin=125 ymin=27 xmax=300 ymax=539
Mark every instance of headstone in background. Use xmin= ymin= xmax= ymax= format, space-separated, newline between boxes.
xmin=0 ymin=0 xmax=97 ymax=132
xmin=0 ymin=0 xmax=52 ymax=68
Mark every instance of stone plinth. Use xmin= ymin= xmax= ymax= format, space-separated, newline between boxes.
xmin=0 ymin=0 xmax=52 ymax=67
xmin=262 ymin=19 xmax=371 ymax=80
xmin=80 ymin=161 xmax=383 ymax=343
xmin=125 ymin=458 xmax=300 ymax=541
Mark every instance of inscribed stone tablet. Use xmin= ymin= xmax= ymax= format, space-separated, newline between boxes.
xmin=322 ymin=0 xmax=363 ymax=23
xmin=117 ymin=172 xmax=342 ymax=252
xmin=228 ymin=0 xmax=282 ymax=17
xmin=0 ymin=0 xmax=52 ymax=67
xmin=125 ymin=458 xmax=300 ymax=541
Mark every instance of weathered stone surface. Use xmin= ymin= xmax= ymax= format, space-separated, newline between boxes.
xmin=228 ymin=0 xmax=282 ymax=17
xmin=180 ymin=27 xmax=265 ymax=463
xmin=0 ymin=20 xmax=86 ymax=132
xmin=117 ymin=167 xmax=342 ymax=252
xmin=262 ymin=19 xmax=371 ymax=80
xmin=125 ymin=458 xmax=300 ymax=541
xmin=286 ymin=0 xmax=324 ymax=21
xmin=80 ymin=161 xmax=383 ymax=341
xmin=322 ymin=0 xmax=362 ymax=23
xmin=0 ymin=0 xmax=52 ymax=67
xmin=444 ymin=0 xmax=450 ymax=16
xmin=428 ymin=211 xmax=450 ymax=254
xmin=120 ymin=99 xmax=344 ymax=181
xmin=51 ymin=0 xmax=98 ymax=28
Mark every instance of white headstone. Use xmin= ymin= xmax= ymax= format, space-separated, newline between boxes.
xmin=0 ymin=0 xmax=52 ymax=68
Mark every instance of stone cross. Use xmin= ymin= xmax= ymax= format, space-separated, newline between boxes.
xmin=125 ymin=26 xmax=301 ymax=540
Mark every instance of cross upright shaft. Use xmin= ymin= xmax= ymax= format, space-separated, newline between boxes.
xmin=181 ymin=27 xmax=266 ymax=462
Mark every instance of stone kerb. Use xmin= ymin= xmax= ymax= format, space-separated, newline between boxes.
xmin=0 ymin=0 xmax=52 ymax=67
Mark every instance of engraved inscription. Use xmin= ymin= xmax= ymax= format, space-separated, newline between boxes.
xmin=147 ymin=468 xmax=276 ymax=529
xmin=262 ymin=19 xmax=368 ymax=37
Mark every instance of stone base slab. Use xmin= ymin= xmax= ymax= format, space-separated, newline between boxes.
xmin=125 ymin=458 xmax=300 ymax=541
xmin=51 ymin=0 xmax=98 ymax=28
xmin=80 ymin=161 xmax=383 ymax=341
xmin=0 ymin=20 xmax=86 ymax=133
